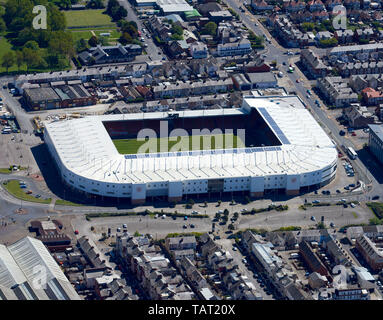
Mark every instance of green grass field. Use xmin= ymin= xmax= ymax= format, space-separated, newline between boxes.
xmin=64 ymin=9 xmax=115 ymax=28
xmin=2 ymin=180 xmax=51 ymax=204
xmin=70 ymin=28 xmax=120 ymax=45
xmin=55 ymin=199 xmax=83 ymax=206
xmin=113 ymin=134 xmax=246 ymax=154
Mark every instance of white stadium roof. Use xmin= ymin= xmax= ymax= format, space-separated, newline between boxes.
xmin=44 ymin=96 xmax=337 ymax=185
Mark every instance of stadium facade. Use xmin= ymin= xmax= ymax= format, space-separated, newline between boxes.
xmin=44 ymin=96 xmax=338 ymax=204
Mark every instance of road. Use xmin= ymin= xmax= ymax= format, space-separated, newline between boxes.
xmin=118 ymin=0 xmax=165 ymax=62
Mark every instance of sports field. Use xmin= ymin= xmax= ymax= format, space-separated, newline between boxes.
xmin=64 ymin=9 xmax=115 ymax=28
xmin=113 ymin=134 xmax=246 ymax=154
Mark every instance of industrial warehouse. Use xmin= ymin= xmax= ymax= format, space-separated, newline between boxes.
xmin=43 ymin=96 xmax=338 ymax=204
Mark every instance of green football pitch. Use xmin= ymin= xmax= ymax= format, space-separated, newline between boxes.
xmin=113 ymin=134 xmax=245 ymax=154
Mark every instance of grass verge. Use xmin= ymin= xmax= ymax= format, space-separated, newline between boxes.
xmin=2 ymin=180 xmax=51 ymax=204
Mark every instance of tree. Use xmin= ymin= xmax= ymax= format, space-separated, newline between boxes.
xmin=1 ymin=52 xmax=15 ymax=73
xmin=201 ymin=22 xmax=217 ymax=37
xmin=171 ymin=24 xmax=183 ymax=36
xmin=15 ymin=50 xmax=24 ymax=71
xmin=107 ymin=0 xmax=119 ymax=14
xmin=87 ymin=0 xmax=104 ymax=8
xmin=22 ymin=47 xmax=42 ymax=71
xmin=233 ymin=212 xmax=239 ymax=219
xmin=0 ymin=19 xmax=6 ymax=33
xmin=99 ymin=36 xmax=109 ymax=46
xmin=49 ymin=31 xmax=75 ymax=58
xmin=56 ymin=0 xmax=71 ymax=9
xmin=88 ymin=35 xmax=99 ymax=47
xmin=301 ymin=22 xmax=315 ymax=32
xmin=319 ymin=37 xmax=338 ymax=48
xmin=119 ymin=32 xmax=132 ymax=45
xmin=228 ymin=223 xmax=235 ymax=231
xmin=369 ymin=217 xmax=382 ymax=225
xmin=76 ymin=38 xmax=88 ymax=53
xmin=24 ymin=40 xmax=39 ymax=51
xmin=128 ymin=20 xmax=138 ymax=30
xmin=116 ymin=6 xmax=127 ymax=20
xmin=217 ymin=200 xmax=222 ymax=207
xmin=223 ymin=209 xmax=229 ymax=216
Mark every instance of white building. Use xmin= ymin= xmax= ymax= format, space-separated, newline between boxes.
xmin=0 ymin=237 xmax=80 ymax=300
xmin=44 ymin=95 xmax=338 ymax=204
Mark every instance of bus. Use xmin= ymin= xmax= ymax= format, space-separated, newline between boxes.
xmin=347 ymin=147 xmax=357 ymax=160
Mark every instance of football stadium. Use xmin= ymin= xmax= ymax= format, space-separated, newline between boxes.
xmin=44 ymin=96 xmax=338 ymax=204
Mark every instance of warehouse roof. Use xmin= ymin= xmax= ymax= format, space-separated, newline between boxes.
xmin=24 ymin=87 xmax=60 ymax=102
xmin=0 ymin=237 xmax=80 ymax=300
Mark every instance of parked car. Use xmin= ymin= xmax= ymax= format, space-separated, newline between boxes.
xmin=183 ymin=224 xmax=187 ymax=229
xmin=123 ymin=224 xmax=127 ymax=228
xmin=372 ymin=195 xmax=380 ymax=200
xmin=311 ymin=216 xmax=316 ymax=221
xmin=339 ymin=130 xmax=346 ymax=136
xmin=190 ymin=224 xmax=195 ymax=228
